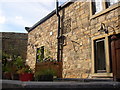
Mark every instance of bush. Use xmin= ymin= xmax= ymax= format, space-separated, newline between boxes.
xmin=35 ymin=68 xmax=56 ymax=81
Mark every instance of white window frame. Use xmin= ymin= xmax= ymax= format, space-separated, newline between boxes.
xmin=107 ymin=0 xmax=119 ymax=6
xmin=90 ymin=0 xmax=119 ymax=19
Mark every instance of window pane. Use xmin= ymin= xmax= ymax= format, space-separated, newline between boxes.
xmin=92 ymin=0 xmax=103 ymax=14
xmin=36 ymin=46 xmax=44 ymax=63
xmin=109 ymin=0 xmax=118 ymax=5
xmin=94 ymin=0 xmax=103 ymax=14
xmin=94 ymin=39 xmax=106 ymax=73
xmin=106 ymin=0 xmax=118 ymax=7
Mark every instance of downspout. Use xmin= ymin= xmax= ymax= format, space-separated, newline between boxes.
xmin=56 ymin=0 xmax=61 ymax=62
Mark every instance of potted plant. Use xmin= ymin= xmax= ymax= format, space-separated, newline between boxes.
xmin=35 ymin=68 xmax=56 ymax=81
xmin=2 ymin=53 xmax=13 ymax=80
xmin=17 ymin=65 xmax=34 ymax=81
xmin=3 ymin=64 xmax=19 ymax=80
xmin=12 ymin=56 xmax=34 ymax=81
xmin=2 ymin=64 xmax=12 ymax=80
xmin=11 ymin=56 xmax=24 ymax=80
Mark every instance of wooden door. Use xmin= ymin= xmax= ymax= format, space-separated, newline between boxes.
xmin=111 ymin=34 xmax=120 ymax=81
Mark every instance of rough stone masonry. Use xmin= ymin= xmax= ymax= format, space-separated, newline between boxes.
xmin=1 ymin=32 xmax=28 ymax=60
xmin=26 ymin=1 xmax=120 ymax=78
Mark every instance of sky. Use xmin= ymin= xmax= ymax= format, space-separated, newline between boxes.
xmin=0 ymin=0 xmax=68 ymax=33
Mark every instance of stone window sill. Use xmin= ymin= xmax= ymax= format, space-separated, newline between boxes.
xmin=90 ymin=3 xmax=120 ymax=20
xmin=91 ymin=73 xmax=113 ymax=78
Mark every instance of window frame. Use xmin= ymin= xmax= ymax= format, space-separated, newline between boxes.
xmin=92 ymin=0 xmax=103 ymax=15
xmin=91 ymin=34 xmax=113 ymax=77
xmin=94 ymin=38 xmax=107 ymax=73
xmin=90 ymin=0 xmax=119 ymax=19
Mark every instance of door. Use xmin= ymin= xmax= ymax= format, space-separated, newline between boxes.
xmin=111 ymin=34 xmax=120 ymax=81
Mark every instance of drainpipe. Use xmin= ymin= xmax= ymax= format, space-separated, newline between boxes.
xmin=56 ymin=0 xmax=61 ymax=62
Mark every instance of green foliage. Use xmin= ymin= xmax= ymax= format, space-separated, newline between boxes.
xmin=43 ymin=56 xmax=57 ymax=62
xmin=13 ymin=56 xmax=33 ymax=74
xmin=35 ymin=68 xmax=56 ymax=80
xmin=2 ymin=64 xmax=12 ymax=73
xmin=41 ymin=69 xmax=56 ymax=76
xmin=2 ymin=52 xmax=33 ymax=79
xmin=2 ymin=52 xmax=11 ymax=67
xmin=16 ymin=65 xmax=33 ymax=74
xmin=2 ymin=52 xmax=13 ymax=73
xmin=37 ymin=46 xmax=57 ymax=62
xmin=13 ymin=56 xmax=24 ymax=70
xmin=24 ymin=65 xmax=33 ymax=73
xmin=36 ymin=46 xmax=44 ymax=62
xmin=44 ymin=48 xmax=51 ymax=58
xmin=2 ymin=52 xmax=11 ymax=60
xmin=37 ymin=55 xmax=43 ymax=62
xmin=37 ymin=49 xmax=41 ymax=53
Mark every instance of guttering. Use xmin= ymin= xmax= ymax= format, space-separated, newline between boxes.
xmin=56 ymin=0 xmax=61 ymax=62
xmin=25 ymin=1 xmax=73 ymax=32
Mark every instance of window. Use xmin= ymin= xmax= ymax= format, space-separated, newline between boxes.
xmin=36 ymin=46 xmax=44 ymax=63
xmin=91 ymin=0 xmax=119 ymax=15
xmin=108 ymin=0 xmax=118 ymax=6
xmin=92 ymin=0 xmax=103 ymax=14
xmin=106 ymin=0 xmax=118 ymax=8
xmin=94 ymin=38 xmax=106 ymax=73
xmin=92 ymin=36 xmax=113 ymax=76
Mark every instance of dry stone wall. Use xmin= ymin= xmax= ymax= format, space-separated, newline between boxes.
xmin=27 ymin=1 xmax=120 ymax=78
xmin=2 ymin=32 xmax=28 ymax=60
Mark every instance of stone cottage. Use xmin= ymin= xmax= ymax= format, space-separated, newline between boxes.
xmin=26 ymin=0 xmax=120 ymax=79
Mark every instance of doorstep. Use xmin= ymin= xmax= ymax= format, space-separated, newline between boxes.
xmin=53 ymin=78 xmax=113 ymax=82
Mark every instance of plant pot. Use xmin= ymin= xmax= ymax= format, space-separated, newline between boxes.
xmin=3 ymin=72 xmax=12 ymax=80
xmin=19 ymin=73 xmax=34 ymax=81
xmin=37 ymin=75 xmax=53 ymax=81
xmin=12 ymin=74 xmax=19 ymax=80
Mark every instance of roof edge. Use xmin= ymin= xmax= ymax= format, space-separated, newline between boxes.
xmin=26 ymin=1 xmax=73 ymax=32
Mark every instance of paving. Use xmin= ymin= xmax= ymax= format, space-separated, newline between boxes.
xmin=1 ymin=79 xmax=120 ymax=89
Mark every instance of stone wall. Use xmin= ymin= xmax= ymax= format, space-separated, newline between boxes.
xmin=27 ymin=1 xmax=120 ymax=78
xmin=1 ymin=32 xmax=28 ymax=60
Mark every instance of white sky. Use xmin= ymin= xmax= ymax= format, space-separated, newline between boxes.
xmin=1 ymin=0 xmax=115 ymax=33
xmin=0 ymin=0 xmax=68 ymax=33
